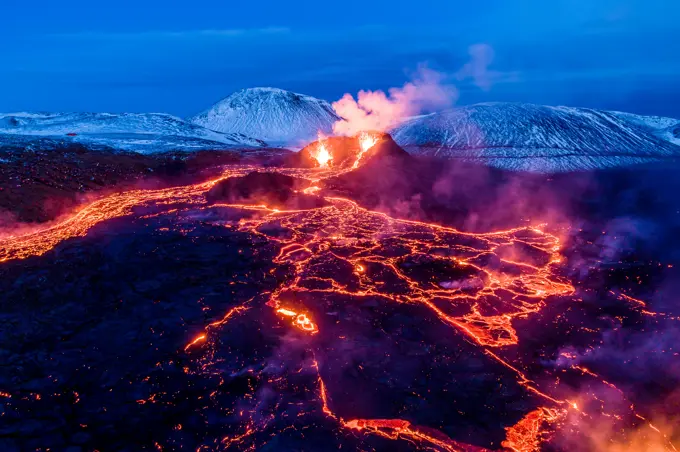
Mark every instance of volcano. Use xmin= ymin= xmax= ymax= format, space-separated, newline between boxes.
xmin=288 ymin=132 xmax=409 ymax=170
xmin=189 ymin=87 xmax=340 ymax=146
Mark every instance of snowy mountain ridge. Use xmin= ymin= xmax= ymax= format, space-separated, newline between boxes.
xmin=389 ymin=102 xmax=680 ymax=172
xmin=4 ymin=88 xmax=680 ymax=172
xmin=0 ymin=111 xmax=266 ymax=154
xmin=608 ymin=110 xmax=680 ymax=146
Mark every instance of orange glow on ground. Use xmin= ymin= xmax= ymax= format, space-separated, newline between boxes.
xmin=1 ymin=160 xmax=670 ymax=451
xmin=276 ymin=307 xmax=318 ymax=334
xmin=184 ymin=334 xmax=207 ymax=351
xmin=501 ymin=408 xmax=565 ymax=452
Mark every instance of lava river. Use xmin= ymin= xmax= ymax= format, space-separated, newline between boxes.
xmin=0 ymin=163 xmax=675 ymax=451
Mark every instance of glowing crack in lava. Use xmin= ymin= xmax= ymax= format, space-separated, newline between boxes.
xmin=239 ymin=194 xmax=576 ymax=349
xmin=312 ymin=356 xmax=567 ymax=452
xmin=0 ymin=164 xmax=577 ymax=450
xmin=0 ymin=161 xmax=670 ymax=451
xmin=309 ymin=357 xmax=484 ymax=451
xmin=343 ymin=419 xmax=474 ymax=452
xmin=275 ymin=307 xmax=319 ymax=334
xmin=0 ymin=165 xmax=258 ymax=263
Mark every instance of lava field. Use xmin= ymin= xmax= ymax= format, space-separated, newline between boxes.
xmin=1 ymin=135 xmax=678 ymax=452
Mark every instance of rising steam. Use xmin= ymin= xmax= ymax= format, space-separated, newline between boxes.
xmin=331 ymin=66 xmax=458 ymax=136
xmin=456 ymin=43 xmax=496 ymax=91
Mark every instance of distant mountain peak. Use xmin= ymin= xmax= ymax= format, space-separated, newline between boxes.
xmin=189 ymin=87 xmax=340 ymax=146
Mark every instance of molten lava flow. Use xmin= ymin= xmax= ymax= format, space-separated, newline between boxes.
xmin=302 ymin=185 xmax=320 ymax=195
xmin=1 ymin=161 xmax=667 ymax=451
xmin=343 ymin=419 xmax=475 ymax=452
xmin=184 ymin=334 xmax=207 ymax=351
xmin=241 ymin=195 xmax=575 ymax=349
xmin=0 ymin=164 xmax=575 ymax=374
xmin=276 ymin=307 xmax=318 ymax=334
xmin=0 ymin=166 xmax=258 ymax=263
xmin=207 ymin=305 xmax=249 ymax=328
xmin=501 ymin=408 xmax=565 ymax=452
xmin=352 ymin=131 xmax=379 ymax=169
xmin=185 ymin=304 xmax=250 ymax=352
xmin=313 ymin=140 xmax=332 ymax=168
xmin=312 ymin=359 xmax=480 ymax=451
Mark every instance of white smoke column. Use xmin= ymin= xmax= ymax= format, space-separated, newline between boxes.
xmin=456 ymin=43 xmax=496 ymax=91
xmin=331 ymin=66 xmax=457 ymax=136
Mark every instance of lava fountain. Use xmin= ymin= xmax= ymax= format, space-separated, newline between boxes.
xmin=314 ymin=139 xmax=332 ymax=168
xmin=352 ymin=131 xmax=380 ymax=169
xmin=304 ymin=131 xmax=382 ymax=171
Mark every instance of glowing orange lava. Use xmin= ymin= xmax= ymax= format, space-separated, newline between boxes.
xmin=0 ymin=166 xmax=257 ymax=263
xmin=0 ymin=160 xmax=668 ymax=451
xmin=343 ymin=419 xmax=475 ymax=452
xmin=184 ymin=334 xmax=207 ymax=351
xmin=310 ymin=358 xmax=479 ymax=451
xmin=501 ymin=408 xmax=565 ymax=452
xmin=276 ymin=307 xmax=318 ymax=334
xmin=314 ymin=140 xmax=332 ymax=168
xmin=352 ymin=131 xmax=379 ymax=169
xmin=245 ymin=194 xmax=575 ymax=349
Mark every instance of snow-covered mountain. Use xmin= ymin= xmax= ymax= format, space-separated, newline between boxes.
xmin=189 ymin=88 xmax=340 ymax=146
xmin=5 ymin=99 xmax=679 ymax=171
xmin=390 ymin=103 xmax=680 ymax=172
xmin=0 ymin=112 xmax=266 ymax=154
xmin=609 ymin=110 xmax=680 ymax=147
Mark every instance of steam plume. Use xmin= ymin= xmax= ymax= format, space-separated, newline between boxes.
xmin=456 ymin=43 xmax=496 ymax=91
xmin=331 ymin=66 xmax=457 ymax=136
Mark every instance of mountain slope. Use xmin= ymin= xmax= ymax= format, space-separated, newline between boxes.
xmin=0 ymin=112 xmax=266 ymax=154
xmin=390 ymin=103 xmax=680 ymax=172
xmin=189 ymin=87 xmax=340 ymax=146
xmin=609 ymin=110 xmax=680 ymax=146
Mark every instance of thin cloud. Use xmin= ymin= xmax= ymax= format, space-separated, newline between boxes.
xmin=48 ymin=27 xmax=290 ymax=40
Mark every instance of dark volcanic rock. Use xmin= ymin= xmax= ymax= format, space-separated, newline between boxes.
xmin=0 ymin=214 xmax=282 ymax=451
xmin=321 ymin=135 xmax=446 ymax=213
xmin=0 ymin=207 xmax=536 ymax=451
xmin=363 ymin=133 xmax=412 ymax=162
xmin=1 ymin=159 xmax=679 ymax=451
xmin=0 ymin=139 xmax=290 ymax=223
xmin=206 ymin=171 xmax=326 ymax=209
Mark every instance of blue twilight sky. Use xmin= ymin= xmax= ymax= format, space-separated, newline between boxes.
xmin=2 ymin=0 xmax=679 ymax=118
